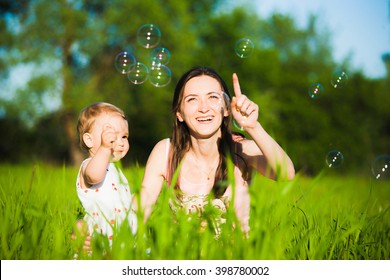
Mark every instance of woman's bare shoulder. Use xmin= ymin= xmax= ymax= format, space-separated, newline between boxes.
xmin=147 ymin=138 xmax=170 ymax=161
xmin=152 ymin=138 xmax=170 ymax=152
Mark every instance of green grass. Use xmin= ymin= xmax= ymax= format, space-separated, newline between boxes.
xmin=0 ymin=163 xmax=389 ymax=260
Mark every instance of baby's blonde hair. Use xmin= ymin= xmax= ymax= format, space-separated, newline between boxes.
xmin=77 ymin=102 xmax=127 ymax=152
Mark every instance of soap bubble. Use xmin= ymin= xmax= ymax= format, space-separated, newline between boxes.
xmin=151 ymin=47 xmax=170 ymax=65
xmin=308 ymin=83 xmax=324 ymax=99
xmin=137 ymin=24 xmax=161 ymax=49
xmin=114 ymin=51 xmax=136 ymax=74
xmin=149 ymin=64 xmax=171 ymax=87
xmin=326 ymin=150 xmax=344 ymax=168
xmin=233 ymin=117 xmax=247 ymax=132
xmin=234 ymin=38 xmax=254 ymax=58
xmin=371 ymin=155 xmax=390 ymax=180
xmin=127 ymin=62 xmax=148 ymax=84
xmin=331 ymin=70 xmax=348 ymax=89
xmin=222 ymin=92 xmax=231 ymax=108
xmin=209 ymin=91 xmax=231 ymax=108
xmin=204 ymin=92 xmax=226 ymax=110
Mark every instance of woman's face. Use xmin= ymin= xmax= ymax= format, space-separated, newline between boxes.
xmin=176 ymin=75 xmax=229 ymax=138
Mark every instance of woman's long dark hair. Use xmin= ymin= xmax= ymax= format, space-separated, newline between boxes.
xmin=168 ymin=66 xmax=237 ymax=197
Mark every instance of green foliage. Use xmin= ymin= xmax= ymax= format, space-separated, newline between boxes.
xmin=0 ymin=164 xmax=81 ymax=259
xmin=1 ymin=163 xmax=389 ymax=260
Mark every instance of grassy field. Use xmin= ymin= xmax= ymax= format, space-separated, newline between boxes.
xmin=0 ymin=163 xmax=389 ymax=260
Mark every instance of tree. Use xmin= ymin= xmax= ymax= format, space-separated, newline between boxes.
xmin=0 ymin=0 xmax=224 ymax=165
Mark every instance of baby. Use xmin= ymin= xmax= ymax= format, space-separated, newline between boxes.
xmin=76 ymin=102 xmax=137 ymax=243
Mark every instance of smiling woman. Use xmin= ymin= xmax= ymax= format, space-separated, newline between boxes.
xmin=137 ymin=66 xmax=295 ymax=235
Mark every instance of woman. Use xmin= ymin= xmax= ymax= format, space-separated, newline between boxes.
xmin=139 ymin=66 xmax=295 ymax=234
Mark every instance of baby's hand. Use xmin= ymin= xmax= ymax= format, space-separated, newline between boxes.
xmin=101 ymin=124 xmax=117 ymax=150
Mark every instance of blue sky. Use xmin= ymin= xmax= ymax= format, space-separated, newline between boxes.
xmin=251 ymin=0 xmax=390 ymax=79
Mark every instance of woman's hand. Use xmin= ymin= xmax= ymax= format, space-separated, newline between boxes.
xmin=231 ymin=73 xmax=259 ymax=130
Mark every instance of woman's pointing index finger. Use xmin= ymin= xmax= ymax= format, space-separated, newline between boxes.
xmin=232 ymin=73 xmax=242 ymax=98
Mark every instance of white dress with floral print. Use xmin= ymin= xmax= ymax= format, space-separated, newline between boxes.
xmin=76 ymin=160 xmax=137 ymax=241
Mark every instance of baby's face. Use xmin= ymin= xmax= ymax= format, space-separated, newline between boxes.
xmin=89 ymin=112 xmax=129 ymax=161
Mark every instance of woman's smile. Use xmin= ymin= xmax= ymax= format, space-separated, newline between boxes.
xmin=196 ymin=115 xmax=215 ymax=123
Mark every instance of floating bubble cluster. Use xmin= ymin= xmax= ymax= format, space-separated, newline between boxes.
xmin=234 ymin=38 xmax=254 ymax=58
xmin=326 ymin=150 xmax=344 ymax=168
xmin=114 ymin=24 xmax=171 ymax=87
xmin=112 ymin=28 xmax=385 ymax=182
xmin=307 ymin=69 xmax=348 ymax=99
